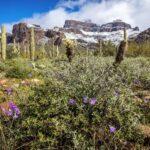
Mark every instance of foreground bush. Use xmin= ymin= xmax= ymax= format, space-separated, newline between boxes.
xmin=0 ymin=56 xmax=149 ymax=149
xmin=5 ymin=58 xmax=37 ymax=79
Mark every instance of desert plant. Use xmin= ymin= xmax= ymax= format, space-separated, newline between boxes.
xmin=5 ymin=59 xmax=35 ymax=79
xmin=64 ymin=39 xmax=76 ymax=62
xmin=30 ymin=27 xmax=35 ymax=60
xmin=114 ymin=28 xmax=128 ymax=64
xmin=54 ymin=36 xmax=62 ymax=57
xmin=13 ymin=39 xmax=17 ymax=54
xmin=1 ymin=25 xmax=7 ymax=60
xmin=100 ymin=41 xmax=116 ymax=57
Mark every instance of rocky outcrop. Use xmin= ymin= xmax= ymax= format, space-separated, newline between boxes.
xmin=135 ymin=28 xmax=150 ymax=43
xmin=133 ymin=26 xmax=139 ymax=31
xmin=100 ymin=20 xmax=132 ymax=32
xmin=45 ymin=29 xmax=61 ymax=38
xmin=12 ymin=23 xmax=29 ymax=43
xmin=12 ymin=23 xmax=45 ymax=44
xmin=64 ymin=20 xmax=100 ymax=32
xmin=6 ymin=33 xmax=13 ymax=43
xmin=64 ymin=19 xmax=139 ymax=33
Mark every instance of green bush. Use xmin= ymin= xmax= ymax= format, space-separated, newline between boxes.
xmin=1 ymin=57 xmax=149 ymax=149
xmin=127 ymin=41 xmax=150 ymax=57
xmin=5 ymin=59 xmax=36 ymax=79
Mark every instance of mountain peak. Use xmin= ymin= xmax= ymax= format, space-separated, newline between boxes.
xmin=63 ymin=19 xmax=139 ymax=32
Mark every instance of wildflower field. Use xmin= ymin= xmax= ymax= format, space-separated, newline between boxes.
xmin=0 ymin=56 xmax=149 ymax=149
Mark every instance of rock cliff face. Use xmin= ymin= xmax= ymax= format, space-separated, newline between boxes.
xmin=63 ymin=19 xmax=139 ymax=32
xmin=45 ymin=29 xmax=61 ymax=38
xmin=12 ymin=23 xmax=45 ymax=44
xmin=64 ymin=20 xmax=100 ymax=32
xmin=100 ymin=20 xmax=132 ymax=32
xmin=135 ymin=28 xmax=150 ymax=43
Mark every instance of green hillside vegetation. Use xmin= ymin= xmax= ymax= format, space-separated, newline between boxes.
xmin=0 ymin=26 xmax=150 ymax=149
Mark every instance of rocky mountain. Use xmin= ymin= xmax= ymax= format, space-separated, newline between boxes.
xmin=64 ymin=20 xmax=100 ymax=32
xmin=5 ymin=19 xmax=149 ymax=46
xmin=63 ymin=20 xmax=140 ymax=45
xmin=12 ymin=23 xmax=45 ymax=44
xmin=7 ymin=23 xmax=63 ymax=45
xmin=64 ymin=19 xmax=139 ymax=32
xmin=135 ymin=28 xmax=150 ymax=43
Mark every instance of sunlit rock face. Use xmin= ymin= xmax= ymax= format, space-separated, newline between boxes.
xmin=12 ymin=23 xmax=45 ymax=44
xmin=135 ymin=28 xmax=150 ymax=43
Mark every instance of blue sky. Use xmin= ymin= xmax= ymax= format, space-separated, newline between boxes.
xmin=1 ymin=0 xmax=149 ymax=31
xmin=0 ymin=0 xmax=58 ymax=24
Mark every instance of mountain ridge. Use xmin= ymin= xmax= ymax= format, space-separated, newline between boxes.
xmin=2 ymin=19 xmax=150 ymax=45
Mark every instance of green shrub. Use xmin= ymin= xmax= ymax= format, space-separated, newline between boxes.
xmin=101 ymin=41 xmax=116 ymax=56
xmin=5 ymin=59 xmax=36 ymax=79
xmin=127 ymin=41 xmax=150 ymax=57
xmin=1 ymin=57 xmax=149 ymax=149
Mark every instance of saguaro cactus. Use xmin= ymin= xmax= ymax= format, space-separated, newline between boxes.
xmin=98 ymin=40 xmax=103 ymax=56
xmin=41 ymin=44 xmax=46 ymax=58
xmin=30 ymin=27 xmax=35 ymax=60
xmin=123 ymin=27 xmax=128 ymax=51
xmin=54 ymin=36 xmax=62 ymax=57
xmin=1 ymin=25 xmax=7 ymax=60
xmin=114 ymin=28 xmax=128 ymax=65
xmin=13 ymin=39 xmax=17 ymax=53
xmin=26 ymin=44 xmax=30 ymax=58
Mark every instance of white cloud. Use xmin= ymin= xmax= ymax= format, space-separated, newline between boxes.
xmin=3 ymin=0 xmax=150 ymax=32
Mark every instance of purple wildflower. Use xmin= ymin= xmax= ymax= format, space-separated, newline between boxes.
xmin=9 ymin=101 xmax=21 ymax=116
xmin=1 ymin=101 xmax=21 ymax=119
xmin=83 ymin=96 xmax=88 ymax=104
xmin=114 ymin=90 xmax=120 ymax=97
xmin=1 ymin=107 xmax=13 ymax=116
xmin=109 ymin=126 xmax=116 ymax=133
xmin=5 ymin=88 xmax=13 ymax=95
xmin=133 ymin=79 xmax=140 ymax=85
xmin=89 ymin=98 xmax=97 ymax=106
xmin=68 ymin=99 xmax=76 ymax=105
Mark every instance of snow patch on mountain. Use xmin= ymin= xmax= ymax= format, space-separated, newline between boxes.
xmin=64 ymin=32 xmax=97 ymax=43
xmin=64 ymin=29 xmax=140 ymax=45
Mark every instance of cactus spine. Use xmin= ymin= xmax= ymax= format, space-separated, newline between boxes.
xmin=30 ymin=27 xmax=35 ymax=60
xmin=1 ymin=25 xmax=7 ymax=60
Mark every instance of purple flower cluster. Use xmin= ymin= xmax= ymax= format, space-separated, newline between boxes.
xmin=83 ymin=96 xmax=88 ymax=104
xmin=5 ymin=88 xmax=13 ymax=95
xmin=83 ymin=97 xmax=97 ymax=106
xmin=89 ymin=98 xmax=97 ymax=105
xmin=109 ymin=126 xmax=116 ymax=133
xmin=68 ymin=99 xmax=76 ymax=105
xmin=0 ymin=101 xmax=21 ymax=119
